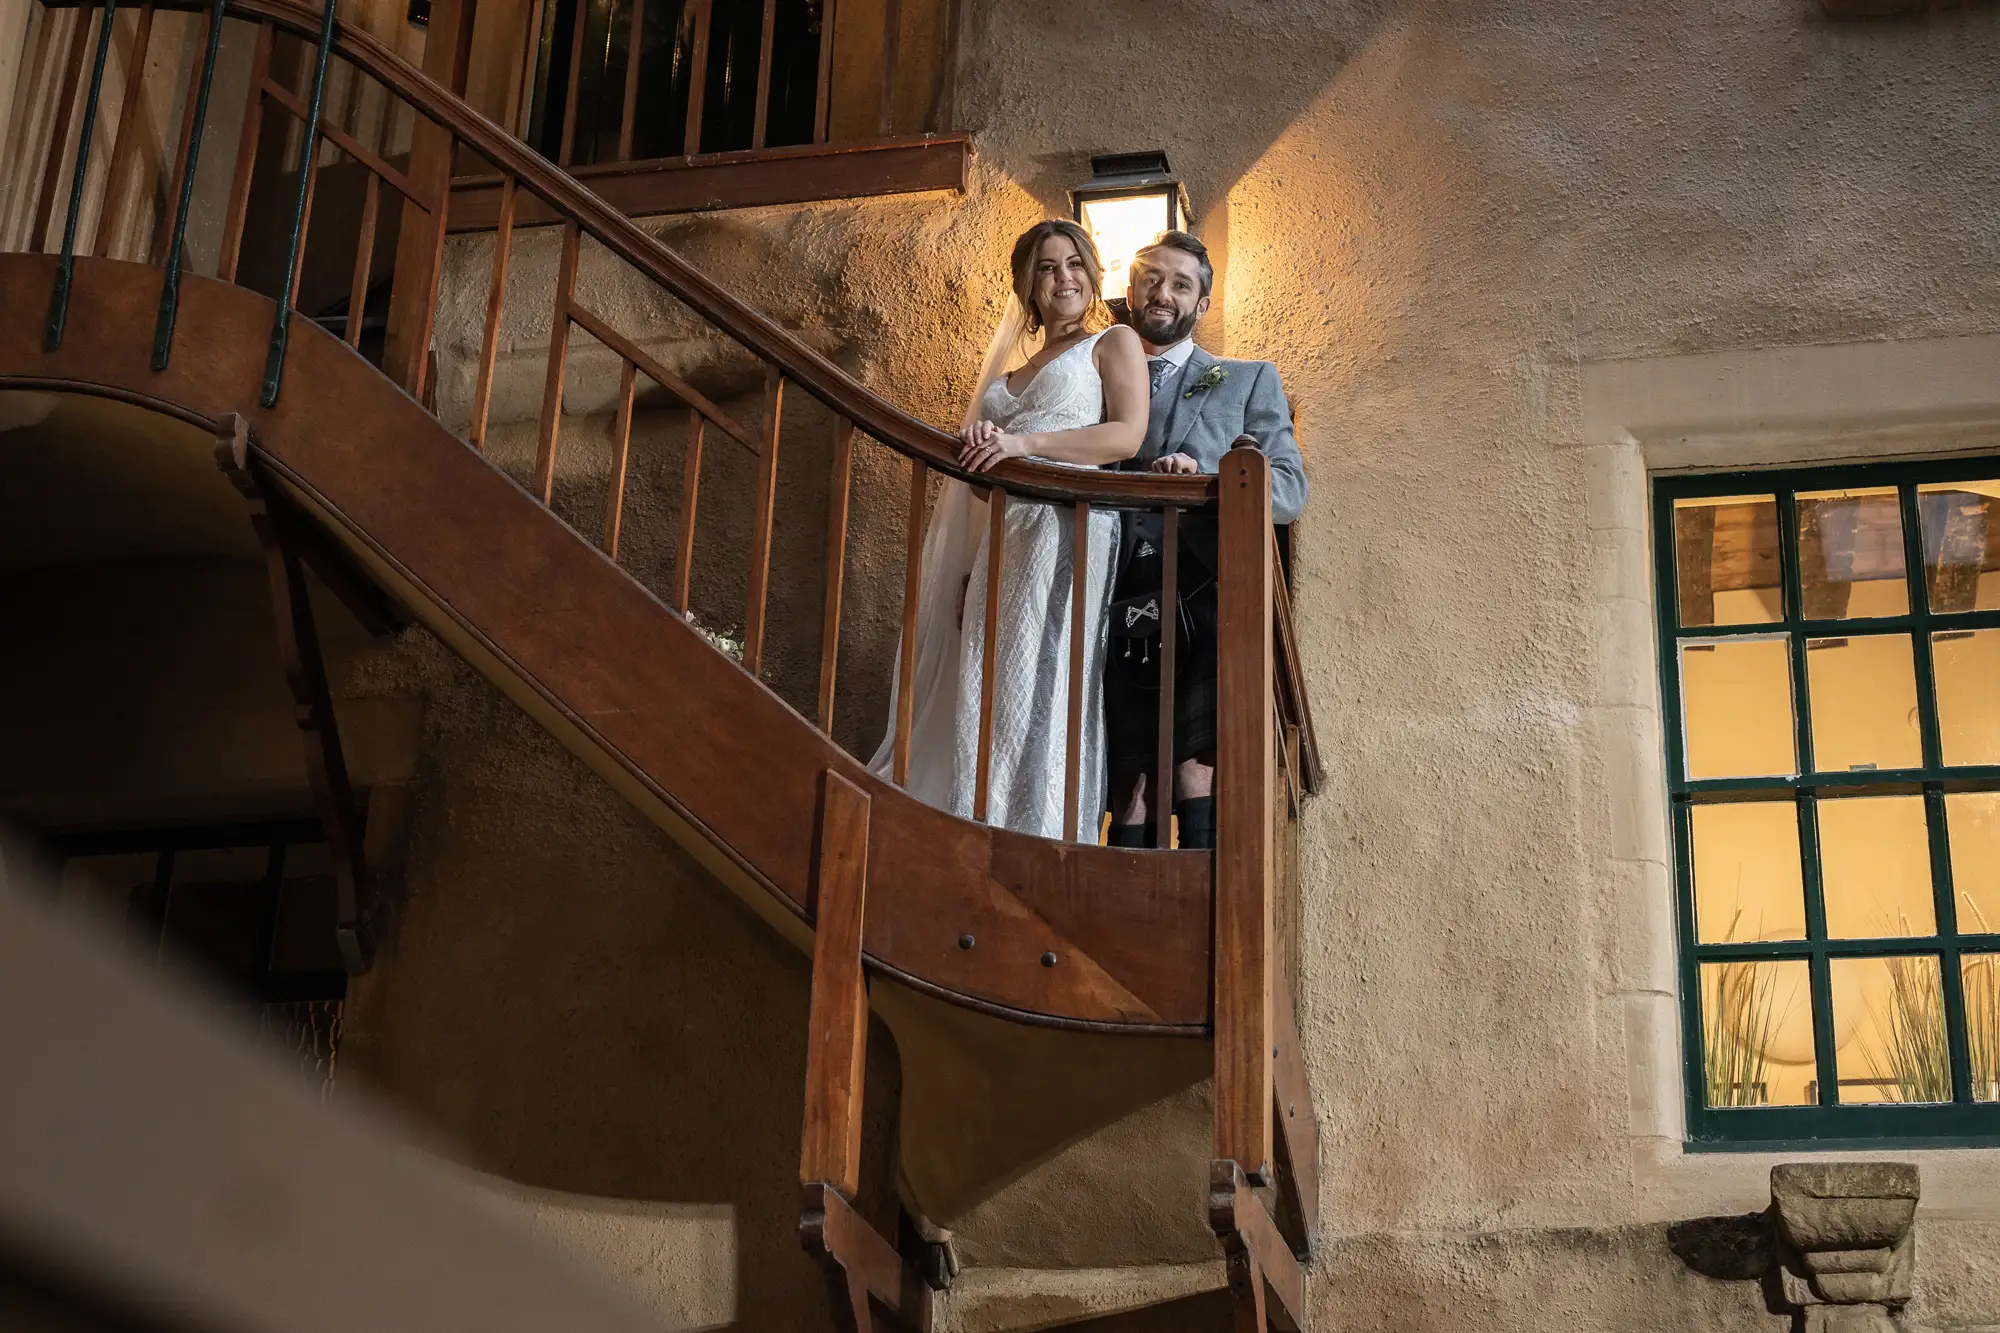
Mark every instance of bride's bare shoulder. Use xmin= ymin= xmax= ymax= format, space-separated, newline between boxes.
xmin=1093 ymin=323 xmax=1144 ymax=363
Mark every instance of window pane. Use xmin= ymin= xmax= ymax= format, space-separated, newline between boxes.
xmin=1692 ymin=802 xmax=1806 ymax=943
xmin=1797 ymin=487 xmax=1908 ymax=619
xmin=1682 ymin=638 xmax=1795 ymax=779
xmin=1817 ymin=795 xmax=1937 ymax=939
xmin=1675 ymin=495 xmax=1781 ymax=628
xmin=1944 ymin=792 xmax=2000 ymax=938
xmin=1933 ymin=628 xmax=2000 ymax=767
xmin=1918 ymin=481 xmax=2000 ymax=613
xmin=1699 ymin=959 xmax=1815 ymax=1107
xmin=1964 ymin=953 xmax=2000 ymax=1103
xmin=1830 ymin=955 xmax=1950 ymax=1104
xmin=1806 ymin=633 xmax=1921 ymax=773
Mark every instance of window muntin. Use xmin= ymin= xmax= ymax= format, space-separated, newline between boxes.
xmin=1658 ymin=463 xmax=2000 ymax=1146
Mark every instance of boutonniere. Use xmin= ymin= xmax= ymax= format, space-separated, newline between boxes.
xmin=1183 ymin=364 xmax=1228 ymax=399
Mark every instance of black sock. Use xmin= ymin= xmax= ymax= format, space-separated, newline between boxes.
xmin=1174 ymin=797 xmax=1216 ymax=850
xmin=1106 ymin=821 xmax=1155 ymax=849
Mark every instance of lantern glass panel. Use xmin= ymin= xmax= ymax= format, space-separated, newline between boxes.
xmin=1078 ymin=192 xmax=1175 ymax=299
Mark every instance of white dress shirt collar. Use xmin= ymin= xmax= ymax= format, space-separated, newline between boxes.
xmin=1150 ymin=336 xmax=1197 ymax=369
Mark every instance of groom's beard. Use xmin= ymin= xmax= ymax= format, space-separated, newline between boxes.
xmin=1134 ymin=302 xmax=1199 ymax=347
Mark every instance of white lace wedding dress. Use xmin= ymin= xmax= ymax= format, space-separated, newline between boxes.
xmin=869 ymin=331 xmax=1120 ymax=839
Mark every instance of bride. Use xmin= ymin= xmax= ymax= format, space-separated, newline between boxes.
xmin=869 ymin=220 xmax=1150 ymax=839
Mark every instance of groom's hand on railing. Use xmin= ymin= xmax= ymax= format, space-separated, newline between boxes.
xmin=1151 ymin=452 xmax=1200 ymax=475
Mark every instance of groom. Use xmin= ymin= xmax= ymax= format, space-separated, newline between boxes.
xmin=1103 ymin=231 xmax=1308 ymax=850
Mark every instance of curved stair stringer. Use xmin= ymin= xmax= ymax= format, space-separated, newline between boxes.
xmin=0 ymin=251 xmax=1216 ymax=1230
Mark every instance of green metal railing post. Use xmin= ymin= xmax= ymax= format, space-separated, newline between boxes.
xmin=260 ymin=0 xmax=339 ymax=408
xmin=45 ymin=0 xmax=119 ymax=351
xmin=151 ymin=0 xmax=229 ymax=369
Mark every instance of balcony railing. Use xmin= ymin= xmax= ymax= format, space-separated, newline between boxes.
xmin=460 ymin=0 xmax=969 ymax=226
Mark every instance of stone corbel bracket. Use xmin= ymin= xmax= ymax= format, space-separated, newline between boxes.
xmin=1771 ymin=1163 xmax=1919 ymax=1333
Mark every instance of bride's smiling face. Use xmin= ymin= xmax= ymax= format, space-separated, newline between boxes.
xmin=1029 ymin=234 xmax=1094 ymax=332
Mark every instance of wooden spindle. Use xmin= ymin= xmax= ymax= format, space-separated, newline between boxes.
xmin=33 ymin=4 xmax=98 ymax=253
xmin=1064 ymin=499 xmax=1089 ymax=841
xmin=749 ymin=0 xmax=775 ymax=148
xmin=682 ymin=0 xmax=710 ymax=154
xmin=406 ymin=137 xmax=454 ymax=409
xmin=931 ymin=0 xmax=962 ymax=132
xmin=1155 ymin=505 xmax=1178 ymax=849
xmin=817 ymin=418 xmax=855 ymax=733
xmin=672 ymin=408 xmax=705 ymax=614
xmin=148 ymin=3 xmax=209 ymax=266
xmin=603 ymin=358 xmax=636 ymax=558
xmin=892 ymin=459 xmax=925 ymax=787
xmin=468 ymin=176 xmax=516 ymax=450
xmin=741 ymin=366 xmax=785 ymax=677
xmin=508 ymin=0 xmax=544 ymax=136
xmin=973 ymin=488 xmax=1005 ymax=822
xmin=812 ymin=0 xmax=837 ymax=143
xmin=344 ymin=171 xmax=379 ymax=350
xmin=217 ymin=20 xmax=274 ymax=283
xmin=617 ymin=0 xmax=646 ymax=160
xmin=533 ymin=220 xmax=581 ymax=504
xmin=278 ymin=130 xmax=324 ymax=324
xmin=379 ymin=0 xmax=470 ymax=401
xmin=557 ymin=0 xmax=587 ymax=165
xmin=92 ymin=2 xmax=155 ymax=259
xmin=875 ymin=0 xmax=900 ymax=137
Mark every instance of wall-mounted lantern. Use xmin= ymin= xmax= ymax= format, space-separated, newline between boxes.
xmin=1070 ymin=151 xmax=1190 ymax=302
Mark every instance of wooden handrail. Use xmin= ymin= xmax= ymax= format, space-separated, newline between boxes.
xmin=205 ymin=0 xmax=1220 ymax=512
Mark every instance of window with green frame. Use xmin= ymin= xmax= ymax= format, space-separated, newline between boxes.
xmin=1655 ymin=461 xmax=2000 ymax=1148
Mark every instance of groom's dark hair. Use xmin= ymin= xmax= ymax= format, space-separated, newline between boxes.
xmin=1133 ymin=231 xmax=1213 ymax=299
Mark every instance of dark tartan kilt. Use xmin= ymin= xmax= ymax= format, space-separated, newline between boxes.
xmin=1105 ymin=564 xmax=1219 ymax=777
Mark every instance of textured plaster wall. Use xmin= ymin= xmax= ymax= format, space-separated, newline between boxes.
xmin=355 ymin=0 xmax=2000 ymax=1328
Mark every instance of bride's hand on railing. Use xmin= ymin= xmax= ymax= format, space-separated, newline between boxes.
xmin=958 ymin=420 xmax=1028 ymax=473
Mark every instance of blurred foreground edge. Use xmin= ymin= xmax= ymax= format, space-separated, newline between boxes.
xmin=0 ymin=839 xmax=679 ymax=1333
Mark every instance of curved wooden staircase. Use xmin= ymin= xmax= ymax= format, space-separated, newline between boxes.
xmin=3 ymin=2 xmax=1323 ymax=1325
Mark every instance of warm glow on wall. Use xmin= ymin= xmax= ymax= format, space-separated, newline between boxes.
xmin=1071 ymin=152 xmax=1190 ymax=301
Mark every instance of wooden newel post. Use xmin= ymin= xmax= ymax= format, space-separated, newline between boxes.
xmin=798 ymin=770 xmax=912 ymax=1333
xmin=801 ymin=770 xmax=870 ymax=1196
xmin=1214 ymin=438 xmax=1275 ymax=1183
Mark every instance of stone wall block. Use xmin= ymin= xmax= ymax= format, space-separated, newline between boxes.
xmin=1779 ymin=1197 xmax=1919 ymax=1253
xmin=1804 ymin=1308 xmax=1899 ymax=1333
xmin=1770 ymin=1163 xmax=1920 ymax=1330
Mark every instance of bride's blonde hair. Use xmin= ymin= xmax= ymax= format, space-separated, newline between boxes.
xmin=1010 ymin=220 xmax=1114 ymax=340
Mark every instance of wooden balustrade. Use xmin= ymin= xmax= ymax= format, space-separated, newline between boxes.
xmin=26 ymin=0 xmax=1320 ymax=855
xmin=20 ymin=0 xmax=1320 ymax=892
xmin=20 ymin=3 xmax=1323 ymax=1322
xmin=515 ymin=0 xmax=958 ymax=175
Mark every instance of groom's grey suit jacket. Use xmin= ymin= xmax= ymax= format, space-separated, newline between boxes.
xmin=1120 ymin=343 xmax=1308 ymax=578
